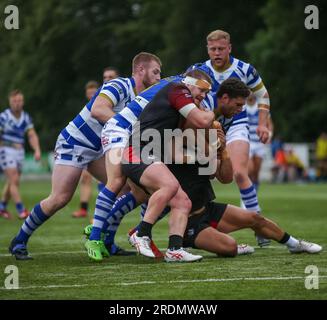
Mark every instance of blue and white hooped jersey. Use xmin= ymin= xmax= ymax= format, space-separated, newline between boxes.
xmin=112 ymin=75 xmax=183 ymax=133
xmin=246 ymin=103 xmax=260 ymax=143
xmin=205 ymin=56 xmax=262 ymax=126
xmin=204 ymin=56 xmax=262 ymax=94
xmin=190 ymin=57 xmax=263 ymax=129
xmin=0 ymin=108 xmax=34 ymax=146
xmin=61 ymin=77 xmax=136 ymax=151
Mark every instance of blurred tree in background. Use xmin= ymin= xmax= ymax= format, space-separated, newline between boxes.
xmin=0 ymin=0 xmax=325 ymax=149
xmin=247 ymin=0 xmax=327 ymax=142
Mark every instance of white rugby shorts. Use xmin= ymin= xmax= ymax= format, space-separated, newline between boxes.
xmin=54 ymin=134 xmax=103 ymax=169
xmin=101 ymin=119 xmax=130 ymax=153
xmin=0 ymin=146 xmax=25 ymax=171
xmin=249 ymin=141 xmax=266 ymax=159
xmin=226 ymin=122 xmax=250 ymax=145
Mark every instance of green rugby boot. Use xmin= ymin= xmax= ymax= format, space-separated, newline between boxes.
xmin=85 ymin=240 xmax=103 ymax=262
xmin=83 ymin=224 xmax=93 ymax=239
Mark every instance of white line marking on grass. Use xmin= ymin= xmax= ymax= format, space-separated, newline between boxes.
xmin=120 ymin=275 xmax=327 ymax=286
xmin=0 ymin=284 xmax=89 ymax=290
xmin=1 ymin=275 xmax=326 ymax=290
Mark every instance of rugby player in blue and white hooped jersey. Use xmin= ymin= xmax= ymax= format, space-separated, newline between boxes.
xmin=201 ymin=29 xmax=271 ymax=247
xmin=9 ymin=52 xmax=162 ymax=260
xmin=246 ymin=93 xmax=273 ymax=193
xmin=0 ymin=90 xmax=41 ymax=220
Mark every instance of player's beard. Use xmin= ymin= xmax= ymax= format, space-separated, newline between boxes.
xmin=143 ymin=71 xmax=153 ymax=88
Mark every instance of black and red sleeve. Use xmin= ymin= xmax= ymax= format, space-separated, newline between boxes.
xmin=168 ymin=85 xmax=195 ymax=115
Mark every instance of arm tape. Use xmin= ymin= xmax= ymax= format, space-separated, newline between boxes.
xmin=253 ymin=84 xmax=270 ymax=107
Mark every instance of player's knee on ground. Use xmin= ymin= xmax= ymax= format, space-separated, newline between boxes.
xmin=218 ymin=238 xmax=237 ymax=257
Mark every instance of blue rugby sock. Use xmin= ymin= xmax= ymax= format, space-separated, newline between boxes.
xmin=16 ymin=202 xmax=25 ymax=214
xmin=15 ymin=203 xmax=49 ymax=244
xmin=240 ymin=185 xmax=261 ymax=212
xmin=97 ymin=182 xmax=105 ymax=192
xmin=103 ymin=192 xmax=137 ymax=245
xmin=0 ymin=201 xmax=7 ymax=211
xmin=89 ymin=187 xmax=116 ymax=241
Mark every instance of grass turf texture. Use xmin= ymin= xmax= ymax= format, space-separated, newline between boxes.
xmin=0 ymin=180 xmax=326 ymax=299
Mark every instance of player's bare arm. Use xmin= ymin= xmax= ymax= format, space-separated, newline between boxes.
xmin=184 ymin=107 xmax=214 ymax=129
xmin=90 ymin=94 xmax=115 ymax=123
xmin=252 ymin=82 xmax=270 ymax=144
xmin=27 ymin=128 xmax=41 ymax=161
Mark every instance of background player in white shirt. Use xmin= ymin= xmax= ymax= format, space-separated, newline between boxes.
xmin=0 ymin=90 xmax=41 ymax=220
xmin=103 ymin=66 xmax=119 ymax=83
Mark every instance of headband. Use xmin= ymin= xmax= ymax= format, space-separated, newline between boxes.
xmin=182 ymin=76 xmax=212 ymax=91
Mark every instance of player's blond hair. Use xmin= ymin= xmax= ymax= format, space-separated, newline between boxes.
xmin=8 ymin=89 xmax=23 ymax=98
xmin=132 ymin=52 xmax=162 ymax=72
xmin=206 ymin=30 xmax=231 ymax=43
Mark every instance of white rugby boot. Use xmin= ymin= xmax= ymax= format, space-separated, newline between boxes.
xmin=129 ymin=231 xmax=155 ymax=258
xmin=289 ymin=240 xmax=322 ymax=254
xmin=164 ymin=248 xmax=203 ymax=262
xmin=237 ymin=244 xmax=255 ymax=255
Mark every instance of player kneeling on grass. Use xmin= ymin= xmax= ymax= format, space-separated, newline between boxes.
xmin=127 ymin=120 xmax=322 ymax=257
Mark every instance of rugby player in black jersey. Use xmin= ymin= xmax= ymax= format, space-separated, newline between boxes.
xmin=122 ymin=69 xmax=215 ymax=262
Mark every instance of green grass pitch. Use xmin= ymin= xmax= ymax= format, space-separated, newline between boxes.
xmin=0 ymin=179 xmax=326 ymax=299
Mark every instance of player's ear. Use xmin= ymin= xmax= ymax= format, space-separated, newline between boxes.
xmin=135 ymin=64 xmax=144 ymax=75
xmin=139 ymin=64 xmax=146 ymax=74
xmin=222 ymin=93 xmax=229 ymax=103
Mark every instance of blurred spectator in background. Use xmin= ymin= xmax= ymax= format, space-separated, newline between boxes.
xmin=315 ymin=132 xmax=327 ymax=181
xmin=271 ymin=146 xmax=287 ymax=183
xmin=103 ymin=67 xmax=119 ymax=82
xmin=285 ymin=148 xmax=306 ymax=182
xmin=271 ymin=135 xmax=284 ymax=159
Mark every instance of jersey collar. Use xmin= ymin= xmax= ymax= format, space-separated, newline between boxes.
xmin=212 ymin=56 xmax=234 ymax=72
xmin=130 ymin=77 xmax=137 ymax=95
xmin=8 ymin=108 xmax=23 ymax=122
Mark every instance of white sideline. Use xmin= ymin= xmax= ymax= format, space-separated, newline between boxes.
xmin=120 ymin=275 xmax=327 ymax=286
xmin=1 ymin=276 xmax=326 ymax=290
